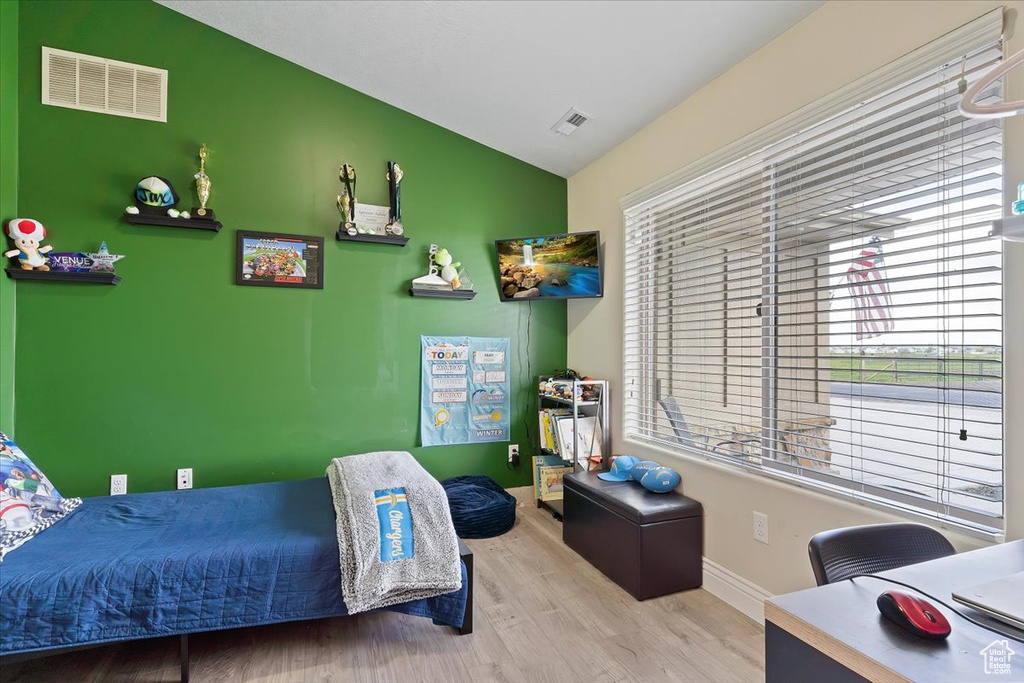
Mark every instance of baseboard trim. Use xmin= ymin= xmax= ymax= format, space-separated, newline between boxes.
xmin=702 ymin=557 xmax=773 ymax=625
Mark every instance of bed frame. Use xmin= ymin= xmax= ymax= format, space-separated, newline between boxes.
xmin=3 ymin=541 xmax=474 ymax=683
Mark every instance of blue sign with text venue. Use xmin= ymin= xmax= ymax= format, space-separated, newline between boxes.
xmin=375 ymin=488 xmax=414 ymax=562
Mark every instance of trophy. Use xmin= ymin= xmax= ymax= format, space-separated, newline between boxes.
xmin=337 ymin=164 xmax=358 ymax=235
xmin=386 ymin=161 xmax=404 ymax=236
xmin=192 ymin=144 xmax=215 ymax=221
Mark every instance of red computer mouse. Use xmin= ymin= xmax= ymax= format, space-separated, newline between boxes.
xmin=876 ymin=590 xmax=951 ymax=640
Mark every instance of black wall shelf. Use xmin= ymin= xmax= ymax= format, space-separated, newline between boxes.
xmin=336 ymin=230 xmax=409 ymax=246
xmin=5 ymin=268 xmax=121 ymax=285
xmin=408 ymin=288 xmax=477 ymax=300
xmin=125 ymin=214 xmax=222 ymax=232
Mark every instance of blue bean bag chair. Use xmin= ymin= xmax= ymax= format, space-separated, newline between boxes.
xmin=441 ymin=475 xmax=517 ymax=539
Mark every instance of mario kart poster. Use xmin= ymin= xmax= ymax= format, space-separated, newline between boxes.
xmin=236 ymin=230 xmax=324 ymax=289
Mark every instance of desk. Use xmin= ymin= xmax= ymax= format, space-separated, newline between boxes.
xmin=765 ymin=540 xmax=1024 ymax=682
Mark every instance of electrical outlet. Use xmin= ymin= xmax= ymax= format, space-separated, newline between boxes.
xmin=110 ymin=474 xmax=127 ymax=496
xmin=753 ymin=511 xmax=769 ymax=544
xmin=177 ymin=468 xmax=193 ymax=490
xmin=508 ymin=444 xmax=520 ymax=466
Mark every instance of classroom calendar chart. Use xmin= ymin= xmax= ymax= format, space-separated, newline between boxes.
xmin=420 ymin=336 xmax=511 ymax=447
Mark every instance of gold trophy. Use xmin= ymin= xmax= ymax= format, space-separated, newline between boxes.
xmin=337 ymin=193 xmax=355 ymax=236
xmin=192 ymin=144 xmax=215 ymax=221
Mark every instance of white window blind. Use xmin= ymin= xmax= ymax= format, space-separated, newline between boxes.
xmin=623 ymin=14 xmax=1004 ymax=532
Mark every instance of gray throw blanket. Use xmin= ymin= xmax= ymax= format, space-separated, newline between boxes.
xmin=326 ymin=451 xmax=461 ymax=614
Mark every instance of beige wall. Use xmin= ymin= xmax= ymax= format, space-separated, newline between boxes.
xmin=567 ymin=0 xmax=1024 ymax=596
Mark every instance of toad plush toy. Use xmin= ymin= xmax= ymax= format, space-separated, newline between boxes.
xmin=4 ymin=218 xmax=52 ymax=271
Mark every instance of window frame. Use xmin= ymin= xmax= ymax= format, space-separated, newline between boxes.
xmin=619 ymin=9 xmax=1006 ymax=538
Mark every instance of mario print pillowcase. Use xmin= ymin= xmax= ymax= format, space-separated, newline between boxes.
xmin=0 ymin=432 xmax=82 ymax=561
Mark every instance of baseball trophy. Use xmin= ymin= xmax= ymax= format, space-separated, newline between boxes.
xmin=192 ymin=144 xmax=216 ymax=221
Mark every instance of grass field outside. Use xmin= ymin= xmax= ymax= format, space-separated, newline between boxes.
xmin=828 ymin=351 xmax=1002 ymax=385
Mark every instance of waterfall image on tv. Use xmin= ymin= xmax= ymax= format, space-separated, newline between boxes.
xmin=495 ymin=231 xmax=602 ymax=301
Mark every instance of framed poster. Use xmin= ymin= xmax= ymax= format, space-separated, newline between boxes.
xmin=235 ymin=230 xmax=324 ymax=289
xmin=421 ymin=336 xmax=511 ymax=446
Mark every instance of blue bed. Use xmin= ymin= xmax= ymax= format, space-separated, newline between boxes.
xmin=0 ymin=477 xmax=470 ymax=659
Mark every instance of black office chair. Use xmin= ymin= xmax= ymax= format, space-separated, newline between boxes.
xmin=807 ymin=522 xmax=956 ymax=586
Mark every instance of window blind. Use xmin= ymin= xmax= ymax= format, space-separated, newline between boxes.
xmin=623 ymin=16 xmax=1004 ymax=532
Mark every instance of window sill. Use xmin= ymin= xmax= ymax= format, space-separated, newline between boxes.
xmin=622 ymin=435 xmax=1005 ymax=545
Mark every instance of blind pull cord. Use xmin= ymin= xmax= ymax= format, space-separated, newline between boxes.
xmin=959 ymin=56 xmax=969 ymax=443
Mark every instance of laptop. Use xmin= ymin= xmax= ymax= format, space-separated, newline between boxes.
xmin=952 ymin=572 xmax=1024 ymax=630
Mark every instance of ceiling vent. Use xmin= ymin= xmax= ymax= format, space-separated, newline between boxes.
xmin=41 ymin=47 xmax=167 ymax=123
xmin=551 ymin=108 xmax=590 ymax=136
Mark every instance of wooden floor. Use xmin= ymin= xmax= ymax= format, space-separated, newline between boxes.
xmin=3 ymin=488 xmax=765 ymax=683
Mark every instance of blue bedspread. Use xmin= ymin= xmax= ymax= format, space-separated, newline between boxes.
xmin=0 ymin=478 xmax=467 ymax=654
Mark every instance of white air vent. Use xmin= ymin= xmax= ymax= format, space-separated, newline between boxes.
xmin=41 ymin=47 xmax=167 ymax=122
xmin=551 ymin=107 xmax=590 ymax=136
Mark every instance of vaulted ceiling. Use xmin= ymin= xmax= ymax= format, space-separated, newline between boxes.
xmin=159 ymin=1 xmax=823 ymax=177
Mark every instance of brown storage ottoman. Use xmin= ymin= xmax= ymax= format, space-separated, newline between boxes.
xmin=563 ymin=471 xmax=703 ymax=600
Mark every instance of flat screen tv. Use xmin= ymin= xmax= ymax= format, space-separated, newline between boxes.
xmin=495 ymin=231 xmax=603 ymax=301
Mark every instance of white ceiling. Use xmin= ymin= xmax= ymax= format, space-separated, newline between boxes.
xmin=158 ymin=0 xmax=822 ymax=178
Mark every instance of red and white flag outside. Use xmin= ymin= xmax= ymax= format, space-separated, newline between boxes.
xmin=846 ymin=236 xmax=895 ymax=340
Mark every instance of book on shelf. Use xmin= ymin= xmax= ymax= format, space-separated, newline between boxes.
xmin=538 ymin=412 xmax=549 ymax=452
xmin=411 ymin=273 xmax=455 ymax=292
xmin=532 ymin=454 xmax=557 ymax=499
xmin=412 ymin=283 xmax=456 ymax=292
xmin=538 ymin=408 xmax=571 ymax=456
xmin=539 ymin=465 xmax=573 ymax=502
xmin=539 ymin=466 xmax=572 ymax=500
xmin=533 ymin=454 xmax=572 ymax=501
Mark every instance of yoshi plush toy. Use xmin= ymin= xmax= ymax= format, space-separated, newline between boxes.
xmin=433 ymin=247 xmax=461 ymax=288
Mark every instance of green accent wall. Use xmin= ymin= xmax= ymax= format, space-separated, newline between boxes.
xmin=15 ymin=0 xmax=567 ymax=497
xmin=0 ymin=0 xmax=17 ymax=435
